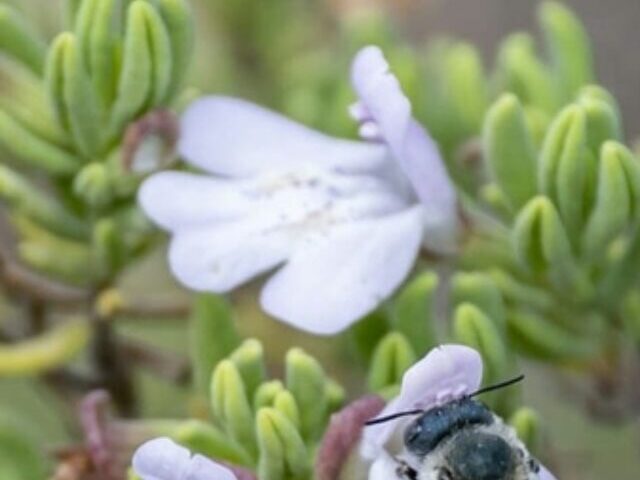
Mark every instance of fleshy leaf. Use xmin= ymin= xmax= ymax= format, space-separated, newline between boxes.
xmin=484 ymin=94 xmax=537 ymax=210
xmin=539 ymin=1 xmax=594 ymax=100
xmin=285 ymin=348 xmax=328 ymax=442
xmin=211 ymin=360 xmax=258 ymax=459
xmin=190 ymin=294 xmax=240 ymax=394
xmin=391 ymin=271 xmax=438 ymax=355
xmin=367 ymin=332 xmax=417 ymax=394
xmin=0 ymin=320 xmax=89 ymax=376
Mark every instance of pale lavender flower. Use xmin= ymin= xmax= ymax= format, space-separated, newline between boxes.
xmin=361 ymin=345 xmax=557 ymax=480
xmin=139 ymin=45 xmax=458 ymax=335
xmin=132 ymin=437 xmax=237 ymax=480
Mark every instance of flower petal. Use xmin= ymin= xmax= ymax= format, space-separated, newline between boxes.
xmin=184 ymin=455 xmax=238 ymax=480
xmin=360 ymin=345 xmax=483 ymax=459
xmin=367 ymin=451 xmax=399 ymax=480
xmin=179 ymin=96 xmax=389 ymax=177
xmin=138 ymin=172 xmax=253 ymax=231
xmin=132 ymin=437 xmax=191 ymax=480
xmin=260 ymin=205 xmax=425 ymax=335
xmin=351 ymin=46 xmax=458 ymax=252
xmin=140 ymin=163 xmax=413 ymax=233
xmin=132 ymin=437 xmax=238 ymax=480
xmin=393 ymin=344 xmax=484 ymax=409
xmin=168 ymin=219 xmax=293 ymax=292
xmin=538 ymin=465 xmax=557 ymax=480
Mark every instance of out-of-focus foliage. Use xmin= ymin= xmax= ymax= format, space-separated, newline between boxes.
xmin=0 ymin=0 xmax=639 ymax=478
xmin=176 ymin=325 xmax=345 ymax=480
xmin=0 ymin=0 xmax=193 ymax=290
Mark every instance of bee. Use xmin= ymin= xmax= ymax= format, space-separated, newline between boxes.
xmin=366 ymin=375 xmax=546 ymax=480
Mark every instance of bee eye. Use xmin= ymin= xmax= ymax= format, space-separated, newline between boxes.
xmin=528 ymin=458 xmax=541 ymax=473
xmin=437 ymin=467 xmax=453 ymax=480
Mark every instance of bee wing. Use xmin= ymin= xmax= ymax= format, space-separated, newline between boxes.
xmin=179 ymin=96 xmax=389 ymax=178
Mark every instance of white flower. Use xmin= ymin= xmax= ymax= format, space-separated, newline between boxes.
xmin=361 ymin=345 xmax=558 ymax=480
xmin=139 ymin=45 xmax=458 ymax=335
xmin=132 ymin=437 xmax=237 ymax=480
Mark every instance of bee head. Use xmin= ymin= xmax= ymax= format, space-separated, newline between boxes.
xmin=444 ymin=430 xmax=515 ymax=480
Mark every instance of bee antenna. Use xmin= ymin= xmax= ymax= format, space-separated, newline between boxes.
xmin=470 ymin=374 xmax=525 ymax=398
xmin=364 ymin=409 xmax=424 ymax=426
xmin=364 ymin=375 xmax=525 ymax=427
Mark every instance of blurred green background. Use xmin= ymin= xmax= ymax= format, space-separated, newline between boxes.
xmin=1 ymin=1 xmax=639 ymax=479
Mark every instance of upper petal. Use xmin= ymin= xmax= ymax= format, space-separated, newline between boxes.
xmin=259 ymin=205 xmax=425 ymax=335
xmin=360 ymin=345 xmax=483 ymax=459
xmin=351 ymin=46 xmax=411 ymax=148
xmin=350 ymin=46 xmax=458 ymax=252
xmin=179 ymin=96 xmax=389 ymax=177
xmin=398 ymin=345 xmax=482 ymax=409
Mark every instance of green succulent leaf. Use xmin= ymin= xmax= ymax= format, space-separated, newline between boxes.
xmin=451 ymin=271 xmax=506 ymax=330
xmin=0 ymin=165 xmax=87 ymax=239
xmin=230 ymin=339 xmax=267 ymax=402
xmin=539 ymin=1 xmax=594 ymax=100
xmin=74 ymin=0 xmax=119 ymax=107
xmin=0 ymin=4 xmax=46 ymax=74
xmin=484 ymin=93 xmax=537 ymax=210
xmin=349 ymin=308 xmax=390 ymax=365
xmin=578 ymin=90 xmax=622 ymax=156
xmin=509 ymin=407 xmax=542 ymax=453
xmin=92 ymin=218 xmax=126 ymax=280
xmin=285 ymin=348 xmax=328 ymax=442
xmin=507 ymin=310 xmax=599 ymax=361
xmin=367 ymin=332 xmax=416 ymax=394
xmin=174 ymin=419 xmax=253 ymax=467
xmin=73 ymin=162 xmax=113 ymax=208
xmin=0 ymin=320 xmax=89 ymax=376
xmin=391 ymin=271 xmax=439 ymax=355
xmin=442 ymin=42 xmax=489 ymax=133
xmin=582 ymin=142 xmax=640 ymax=256
xmin=108 ymin=0 xmax=154 ymax=139
xmin=47 ymin=33 xmax=103 ymax=157
xmin=538 ymin=104 xmax=595 ymax=239
xmin=0 ymin=419 xmax=45 ymax=480
xmin=254 ymin=380 xmax=285 ymax=412
xmin=453 ymin=303 xmax=508 ymax=383
xmin=0 ymin=108 xmax=79 ymax=175
xmin=211 ymin=360 xmax=258 ymax=459
xmin=256 ymin=408 xmax=310 ymax=480
xmin=141 ymin=2 xmax=173 ymax=105
xmin=513 ymin=196 xmax=573 ymax=274
xmin=190 ymin=294 xmax=240 ymax=394
xmin=156 ymin=0 xmax=194 ymax=101
xmin=273 ymin=390 xmax=301 ymax=429
xmin=496 ymin=34 xmax=557 ymax=113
